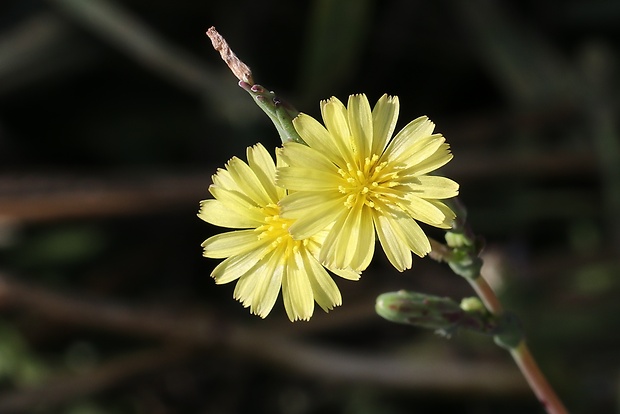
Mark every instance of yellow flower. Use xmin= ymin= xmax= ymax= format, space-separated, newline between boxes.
xmin=276 ymin=94 xmax=459 ymax=272
xmin=198 ymin=143 xmax=359 ymax=321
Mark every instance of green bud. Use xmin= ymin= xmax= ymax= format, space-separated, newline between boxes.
xmin=376 ymin=291 xmax=522 ymax=342
xmin=376 ymin=290 xmax=463 ymax=334
xmin=445 ymin=231 xmax=472 ymax=248
xmin=460 ymin=297 xmax=485 ymax=313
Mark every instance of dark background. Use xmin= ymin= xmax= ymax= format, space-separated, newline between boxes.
xmin=0 ymin=0 xmax=619 ymax=413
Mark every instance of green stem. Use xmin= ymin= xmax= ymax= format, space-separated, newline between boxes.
xmin=468 ymin=276 xmax=568 ymax=414
xmin=510 ymin=342 xmax=569 ymax=414
xmin=468 ymin=275 xmax=503 ymax=315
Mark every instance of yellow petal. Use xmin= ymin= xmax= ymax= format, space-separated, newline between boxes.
xmin=201 ymin=230 xmax=263 ymax=259
xmin=281 ymin=192 xmax=344 ymax=239
xmin=246 ymin=143 xmax=279 ymax=203
xmin=372 ymin=211 xmax=412 ymax=271
xmin=427 ymin=199 xmax=457 ymax=227
xmin=301 ymin=249 xmax=342 ymax=312
xmin=412 ymin=176 xmax=460 ymax=199
xmin=328 ymin=265 xmax=361 ymax=281
xmin=234 ymin=271 xmax=261 ymax=308
xmin=277 ymin=167 xmax=341 ymax=191
xmin=409 ymin=143 xmax=453 ymax=176
xmin=250 ymin=250 xmax=284 ymax=318
xmin=401 ymin=194 xmax=449 ymax=226
xmin=226 ymin=157 xmax=272 ymax=206
xmin=209 ymin=187 xmax=265 ymax=222
xmin=319 ymin=204 xmax=374 ymax=271
xmin=198 ymin=199 xmax=261 ymax=228
xmin=389 ymin=212 xmax=431 ymax=257
xmin=384 ymin=116 xmax=436 ymax=161
xmin=347 ymin=94 xmax=372 ymax=161
xmin=320 ymin=98 xmax=359 ymax=167
xmin=387 ymin=134 xmax=444 ymax=168
xmin=278 ymin=142 xmax=338 ymax=173
xmin=293 ymin=113 xmax=345 ymax=166
xmin=321 ymin=97 xmax=350 ymax=145
xmin=282 ymin=261 xmax=314 ymax=321
xmin=372 ymin=94 xmax=399 ymax=155
xmin=211 ymin=248 xmax=265 ymax=284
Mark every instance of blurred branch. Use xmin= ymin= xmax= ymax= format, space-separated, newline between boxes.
xmin=0 ymin=13 xmax=99 ymax=96
xmin=0 ymin=273 xmax=529 ymax=401
xmin=44 ymin=0 xmax=212 ymax=93
xmin=0 ymin=345 xmax=196 ymax=414
xmin=43 ymin=0 xmax=256 ymax=121
xmin=0 ymin=170 xmax=210 ymax=222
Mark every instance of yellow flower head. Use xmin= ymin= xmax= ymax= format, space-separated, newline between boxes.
xmin=198 ymin=143 xmax=359 ymax=321
xmin=276 ymin=94 xmax=459 ymax=272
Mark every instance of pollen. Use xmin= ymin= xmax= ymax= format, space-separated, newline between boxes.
xmin=336 ymin=152 xmax=395 ymax=211
xmin=257 ymin=205 xmax=296 ymax=248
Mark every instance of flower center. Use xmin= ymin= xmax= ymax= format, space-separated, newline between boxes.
xmin=256 ymin=203 xmax=306 ymax=259
xmin=337 ymin=154 xmax=400 ymax=210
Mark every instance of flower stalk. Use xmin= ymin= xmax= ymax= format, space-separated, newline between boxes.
xmin=428 ymin=197 xmax=569 ymax=414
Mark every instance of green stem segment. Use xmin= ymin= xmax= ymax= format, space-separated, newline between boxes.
xmin=467 ymin=275 xmax=568 ymax=414
xmin=511 ymin=342 xmax=569 ymax=414
xmin=238 ymin=81 xmax=306 ymax=145
xmin=432 ymin=198 xmax=569 ymax=414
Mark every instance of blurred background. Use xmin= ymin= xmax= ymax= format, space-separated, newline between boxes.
xmin=0 ymin=0 xmax=619 ymax=413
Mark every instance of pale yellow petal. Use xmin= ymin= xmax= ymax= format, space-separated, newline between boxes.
xmin=201 ymin=230 xmax=262 ymax=259
xmin=234 ymin=271 xmax=261 ymax=308
xmin=277 ymin=167 xmax=342 ymax=192
xmin=282 ymin=259 xmax=314 ymax=321
xmin=372 ymin=211 xmax=412 ymax=272
xmin=409 ymin=143 xmax=453 ymax=176
xmin=387 ymin=134 xmax=444 ymax=168
xmin=293 ymin=113 xmax=345 ymax=166
xmin=327 ymin=266 xmax=361 ymax=281
xmin=371 ymin=94 xmax=399 ymax=155
xmin=211 ymin=168 xmax=237 ymax=192
xmin=426 ymin=199 xmax=457 ymax=228
xmin=226 ymin=157 xmax=272 ymax=206
xmin=390 ymin=212 xmax=431 ymax=257
xmin=321 ymin=97 xmax=350 ymax=145
xmin=281 ymin=193 xmax=344 ymax=239
xmin=320 ymin=98 xmax=358 ymax=167
xmin=301 ymin=249 xmax=342 ymax=312
xmin=249 ymin=250 xmax=284 ymax=318
xmin=211 ymin=248 xmax=265 ymax=284
xmin=198 ymin=199 xmax=261 ymax=229
xmin=209 ymin=186 xmax=265 ymax=222
xmin=412 ymin=176 xmax=460 ymax=199
xmin=319 ymin=205 xmax=374 ymax=271
xmin=278 ymin=141 xmax=338 ymax=173
xmin=401 ymin=194 xmax=449 ymax=226
xmin=347 ymin=94 xmax=372 ymax=161
xmin=246 ymin=143 xmax=279 ymax=203
xmin=384 ymin=116 xmax=436 ymax=161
